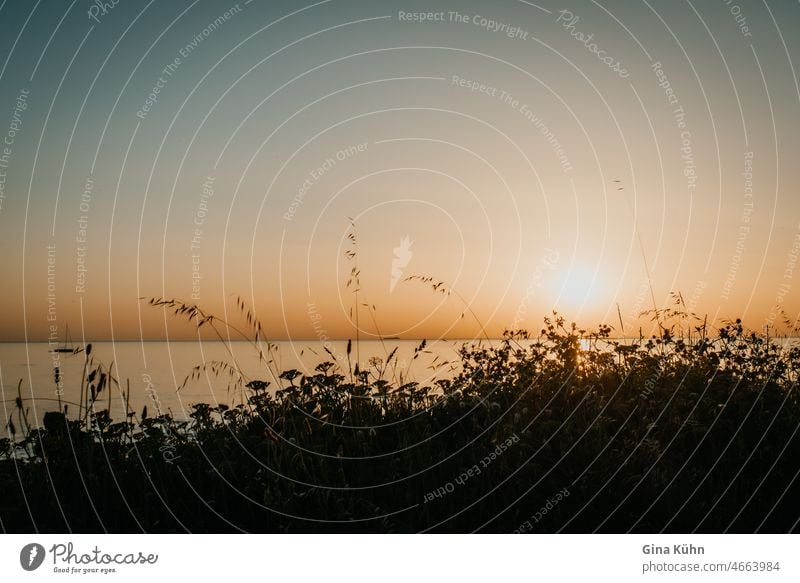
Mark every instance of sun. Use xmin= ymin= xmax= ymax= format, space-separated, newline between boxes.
xmin=552 ymin=265 xmax=607 ymax=311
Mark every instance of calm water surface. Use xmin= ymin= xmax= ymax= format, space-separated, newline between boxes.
xmin=5 ymin=336 xmax=797 ymax=432
xmin=0 ymin=340 xmax=463 ymax=430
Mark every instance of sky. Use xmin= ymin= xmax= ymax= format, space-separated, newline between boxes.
xmin=0 ymin=0 xmax=798 ymax=342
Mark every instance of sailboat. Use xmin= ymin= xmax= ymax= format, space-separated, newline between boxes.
xmin=51 ymin=324 xmax=77 ymax=353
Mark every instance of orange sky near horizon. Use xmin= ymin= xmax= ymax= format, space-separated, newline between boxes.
xmin=0 ymin=0 xmax=798 ymax=343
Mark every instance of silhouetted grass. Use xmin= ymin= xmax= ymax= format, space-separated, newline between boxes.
xmin=2 ymin=302 xmax=800 ymax=533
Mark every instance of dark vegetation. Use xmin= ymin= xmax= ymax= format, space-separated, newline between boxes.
xmin=2 ymin=298 xmax=800 ymax=533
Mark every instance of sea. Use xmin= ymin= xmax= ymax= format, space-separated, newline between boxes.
xmin=0 ymin=339 xmax=465 ymax=431
xmin=4 ymin=335 xmax=797 ymax=433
